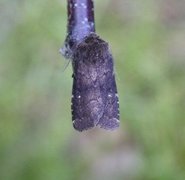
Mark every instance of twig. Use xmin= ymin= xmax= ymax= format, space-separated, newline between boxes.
xmin=61 ymin=0 xmax=95 ymax=58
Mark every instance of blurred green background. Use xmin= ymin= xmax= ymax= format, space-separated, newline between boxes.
xmin=0 ymin=0 xmax=185 ymax=179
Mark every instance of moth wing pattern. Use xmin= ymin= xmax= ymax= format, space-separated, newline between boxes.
xmin=71 ymin=72 xmax=97 ymax=131
xmin=71 ymin=33 xmax=119 ymax=131
xmin=96 ymin=56 xmax=120 ymax=129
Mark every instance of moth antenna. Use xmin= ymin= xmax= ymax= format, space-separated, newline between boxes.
xmin=61 ymin=59 xmax=71 ymax=72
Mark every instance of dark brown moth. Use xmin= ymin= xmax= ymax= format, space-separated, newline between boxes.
xmin=71 ymin=33 xmax=120 ymax=131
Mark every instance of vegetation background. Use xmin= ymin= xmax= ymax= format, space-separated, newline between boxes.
xmin=0 ymin=0 xmax=185 ymax=179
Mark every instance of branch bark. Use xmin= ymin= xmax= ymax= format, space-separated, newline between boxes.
xmin=61 ymin=0 xmax=95 ymax=58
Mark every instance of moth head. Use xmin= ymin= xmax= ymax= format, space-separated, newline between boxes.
xmin=74 ymin=33 xmax=110 ymax=65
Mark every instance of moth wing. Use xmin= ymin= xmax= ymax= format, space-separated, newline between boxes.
xmin=71 ymin=73 xmax=96 ymax=131
xmin=97 ymin=57 xmax=120 ymax=130
xmin=71 ymin=33 xmax=120 ymax=131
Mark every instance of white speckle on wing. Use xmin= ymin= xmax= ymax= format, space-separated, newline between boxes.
xmin=108 ymin=94 xmax=112 ymax=98
xmin=78 ymin=95 xmax=81 ymax=98
xmin=116 ymin=118 xmax=120 ymax=122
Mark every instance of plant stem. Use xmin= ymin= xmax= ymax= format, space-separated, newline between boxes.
xmin=61 ymin=0 xmax=95 ymax=58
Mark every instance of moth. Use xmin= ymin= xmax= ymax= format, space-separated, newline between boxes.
xmin=71 ymin=33 xmax=120 ymax=131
